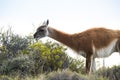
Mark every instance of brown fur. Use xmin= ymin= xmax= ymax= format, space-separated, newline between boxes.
xmin=49 ymin=27 xmax=119 ymax=52
xmin=47 ymin=27 xmax=120 ymax=73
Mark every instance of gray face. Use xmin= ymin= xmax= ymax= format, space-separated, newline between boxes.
xmin=34 ymin=20 xmax=49 ymax=39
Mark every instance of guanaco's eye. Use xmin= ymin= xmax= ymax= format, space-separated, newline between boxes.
xmin=39 ymin=30 xmax=44 ymax=32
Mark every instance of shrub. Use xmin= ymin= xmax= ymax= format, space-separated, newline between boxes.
xmin=0 ymin=39 xmax=85 ymax=77
xmin=0 ymin=54 xmax=35 ymax=76
xmin=29 ymin=41 xmax=69 ymax=73
xmin=68 ymin=57 xmax=85 ymax=73
xmin=97 ymin=66 xmax=120 ymax=80
xmin=29 ymin=41 xmax=85 ymax=73
xmin=0 ymin=28 xmax=31 ymax=57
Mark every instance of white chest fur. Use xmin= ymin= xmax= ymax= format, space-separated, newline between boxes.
xmin=93 ymin=39 xmax=118 ymax=58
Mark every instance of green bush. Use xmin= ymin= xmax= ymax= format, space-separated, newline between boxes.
xmin=28 ymin=41 xmax=69 ymax=73
xmin=0 ymin=28 xmax=31 ymax=57
xmin=68 ymin=57 xmax=85 ymax=73
xmin=0 ymin=39 xmax=85 ymax=76
xmin=0 ymin=55 xmax=35 ymax=76
xmin=28 ymin=41 xmax=85 ymax=73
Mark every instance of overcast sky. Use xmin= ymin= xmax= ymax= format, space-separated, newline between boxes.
xmin=0 ymin=0 xmax=120 ymax=68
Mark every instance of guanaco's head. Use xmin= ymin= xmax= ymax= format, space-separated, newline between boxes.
xmin=34 ymin=20 xmax=49 ymax=39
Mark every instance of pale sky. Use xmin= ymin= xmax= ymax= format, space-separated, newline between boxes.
xmin=0 ymin=0 xmax=120 ymax=68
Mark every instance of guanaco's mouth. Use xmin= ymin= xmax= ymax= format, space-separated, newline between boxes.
xmin=33 ymin=33 xmax=44 ymax=40
xmin=34 ymin=33 xmax=40 ymax=39
xmin=34 ymin=35 xmax=40 ymax=41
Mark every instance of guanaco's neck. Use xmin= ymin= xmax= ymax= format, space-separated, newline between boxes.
xmin=48 ymin=27 xmax=75 ymax=49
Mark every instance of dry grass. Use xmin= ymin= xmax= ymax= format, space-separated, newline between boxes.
xmin=46 ymin=69 xmax=108 ymax=80
xmin=1 ymin=66 xmax=120 ymax=80
xmin=0 ymin=69 xmax=108 ymax=80
xmin=46 ymin=69 xmax=87 ymax=80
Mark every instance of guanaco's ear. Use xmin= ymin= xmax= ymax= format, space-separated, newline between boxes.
xmin=46 ymin=19 xmax=49 ymax=26
xmin=42 ymin=19 xmax=49 ymax=26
